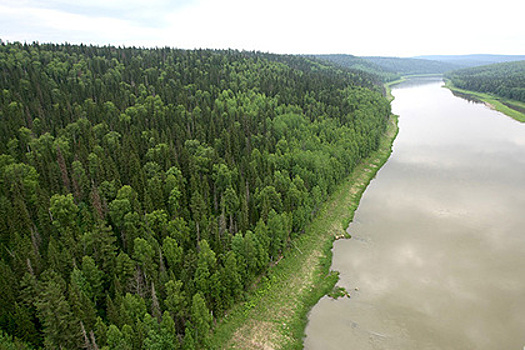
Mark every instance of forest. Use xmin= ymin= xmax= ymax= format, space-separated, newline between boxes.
xmin=311 ymin=54 xmax=400 ymax=82
xmin=416 ymin=54 xmax=525 ymax=68
xmin=362 ymin=56 xmax=459 ymax=76
xmin=445 ymin=60 xmax=525 ymax=103
xmin=314 ymin=55 xmax=460 ymax=81
xmin=0 ymin=41 xmax=391 ymax=349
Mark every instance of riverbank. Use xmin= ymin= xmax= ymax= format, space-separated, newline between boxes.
xmin=443 ymin=79 xmax=525 ymax=123
xmin=210 ymin=113 xmax=399 ymax=349
xmin=384 ymin=79 xmax=402 ymax=101
xmin=385 ymin=74 xmax=443 ymax=101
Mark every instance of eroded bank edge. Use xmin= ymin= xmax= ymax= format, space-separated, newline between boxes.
xmin=443 ymin=79 xmax=525 ymax=123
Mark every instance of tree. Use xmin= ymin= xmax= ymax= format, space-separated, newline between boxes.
xmin=108 ymin=198 xmax=131 ymax=230
xmin=68 ymin=274 xmax=97 ymax=336
xmin=243 ymin=230 xmax=265 ymax=276
xmin=267 ymin=210 xmax=288 ymax=260
xmin=71 ymin=160 xmax=89 ymax=201
xmin=49 ymin=194 xmax=80 ymax=256
xmin=114 ymin=251 xmax=134 ymax=295
xmin=132 ymin=237 xmax=158 ymax=286
xmin=164 ymin=279 xmax=187 ymax=333
xmin=35 ymin=271 xmax=80 ymax=349
xmin=0 ymin=42 xmax=391 ymax=347
xmin=222 ymin=186 xmax=239 ymax=233
xmin=143 ymin=311 xmax=180 ymax=350
xmin=189 ymin=293 xmax=212 ymax=349
xmin=163 ymin=236 xmax=183 ymax=276
xmin=81 ymin=224 xmax=117 ymax=275
xmin=220 ymin=251 xmax=242 ymax=309
xmin=106 ymin=324 xmax=132 ymax=350
xmin=193 ymin=240 xmax=216 ymax=303
xmin=80 ymin=255 xmax=104 ymax=305
xmin=13 ymin=302 xmax=40 ymax=345
xmin=49 ymin=194 xmax=78 ymax=231
xmin=119 ymin=293 xmax=147 ymax=327
xmin=145 ymin=209 xmax=169 ymax=240
xmin=256 ymin=186 xmax=281 ymax=221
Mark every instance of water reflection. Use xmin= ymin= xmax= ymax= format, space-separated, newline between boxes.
xmin=449 ymin=90 xmax=484 ymax=104
xmin=304 ymin=78 xmax=525 ymax=350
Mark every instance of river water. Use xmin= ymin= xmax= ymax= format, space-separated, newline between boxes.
xmin=304 ymin=78 xmax=525 ymax=349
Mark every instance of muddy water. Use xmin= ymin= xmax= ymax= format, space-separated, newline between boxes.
xmin=304 ymin=78 xmax=525 ymax=350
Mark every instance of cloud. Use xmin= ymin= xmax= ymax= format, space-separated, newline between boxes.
xmin=4 ymin=0 xmax=195 ymax=26
xmin=1 ymin=5 xmax=149 ymax=45
xmin=159 ymin=0 xmax=375 ymax=53
xmin=1 ymin=0 xmax=524 ymax=55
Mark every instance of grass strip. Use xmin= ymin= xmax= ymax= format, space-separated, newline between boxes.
xmin=384 ymin=74 xmax=444 ymax=101
xmin=210 ymin=112 xmax=399 ymax=350
xmin=443 ymin=79 xmax=525 ymax=123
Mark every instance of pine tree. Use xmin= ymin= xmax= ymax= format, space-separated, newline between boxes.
xmin=189 ymin=293 xmax=212 ymax=349
xmin=35 ymin=271 xmax=80 ymax=349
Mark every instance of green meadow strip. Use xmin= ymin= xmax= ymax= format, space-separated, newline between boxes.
xmin=443 ymin=80 xmax=525 ymax=123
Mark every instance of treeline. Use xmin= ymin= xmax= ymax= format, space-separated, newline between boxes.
xmin=416 ymin=54 xmax=525 ymax=68
xmin=0 ymin=41 xmax=390 ymax=349
xmin=315 ymin=55 xmax=460 ymax=82
xmin=445 ymin=60 xmax=525 ymax=103
xmin=362 ymin=56 xmax=459 ymax=75
xmin=311 ymin=54 xmax=400 ymax=82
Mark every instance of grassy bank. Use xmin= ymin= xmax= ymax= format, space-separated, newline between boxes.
xmin=443 ymin=79 xmax=525 ymax=123
xmin=384 ymin=78 xmax=405 ymax=101
xmin=384 ymin=74 xmax=443 ymax=101
xmin=210 ymin=113 xmax=399 ymax=349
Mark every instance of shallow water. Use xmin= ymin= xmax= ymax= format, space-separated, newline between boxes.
xmin=304 ymin=78 xmax=525 ymax=350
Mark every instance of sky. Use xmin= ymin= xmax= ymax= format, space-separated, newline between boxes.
xmin=1 ymin=0 xmax=524 ymax=57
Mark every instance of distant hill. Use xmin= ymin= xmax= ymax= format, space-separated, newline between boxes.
xmin=445 ymin=60 xmax=525 ymax=103
xmin=362 ymin=56 xmax=461 ymax=75
xmin=314 ymin=55 xmax=459 ymax=81
xmin=415 ymin=54 xmax=525 ymax=68
xmin=312 ymin=54 xmax=400 ymax=82
xmin=316 ymin=54 xmax=525 ymax=84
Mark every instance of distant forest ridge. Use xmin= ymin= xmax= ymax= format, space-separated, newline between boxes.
xmin=314 ymin=54 xmax=525 ymax=82
xmin=362 ymin=56 xmax=460 ymax=76
xmin=445 ymin=60 xmax=525 ymax=103
xmin=414 ymin=54 xmax=525 ymax=68
xmin=309 ymin=54 xmax=401 ymax=82
xmin=314 ymin=55 xmax=460 ymax=80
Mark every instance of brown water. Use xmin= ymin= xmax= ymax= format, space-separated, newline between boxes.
xmin=304 ymin=78 xmax=525 ymax=350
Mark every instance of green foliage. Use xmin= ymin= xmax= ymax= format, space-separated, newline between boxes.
xmin=35 ymin=271 xmax=79 ymax=349
xmin=446 ymin=60 xmax=525 ymax=103
xmin=0 ymin=41 xmax=390 ymax=349
xmin=362 ymin=56 xmax=459 ymax=75
xmin=416 ymin=54 xmax=525 ymax=68
xmin=0 ymin=330 xmax=34 ymax=350
xmin=210 ymin=114 xmax=399 ymax=349
xmin=313 ymin=54 xmax=400 ymax=82
xmin=328 ymin=285 xmax=350 ymax=299
xmin=189 ymin=293 xmax=212 ymax=349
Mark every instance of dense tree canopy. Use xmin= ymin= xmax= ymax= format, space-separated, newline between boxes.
xmin=362 ymin=56 xmax=459 ymax=75
xmin=0 ymin=41 xmax=390 ymax=349
xmin=315 ymin=55 xmax=462 ymax=82
xmin=311 ymin=54 xmax=400 ymax=82
xmin=446 ymin=60 xmax=525 ymax=103
xmin=415 ymin=54 xmax=525 ymax=68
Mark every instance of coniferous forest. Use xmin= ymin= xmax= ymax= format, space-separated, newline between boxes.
xmin=446 ymin=60 xmax=525 ymax=103
xmin=311 ymin=54 xmax=401 ymax=82
xmin=361 ymin=56 xmax=459 ymax=76
xmin=0 ymin=41 xmax=390 ymax=349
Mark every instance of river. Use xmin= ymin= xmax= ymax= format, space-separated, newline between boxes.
xmin=304 ymin=77 xmax=525 ymax=349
